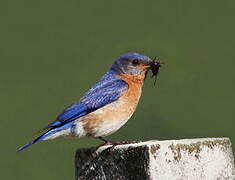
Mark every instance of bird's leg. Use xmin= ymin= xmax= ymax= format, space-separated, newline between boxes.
xmin=97 ymin=137 xmax=115 ymax=146
xmin=96 ymin=137 xmax=141 ymax=152
xmin=97 ymin=137 xmax=139 ymax=147
xmin=95 ymin=137 xmax=117 ymax=152
xmin=94 ymin=137 xmax=113 ymax=150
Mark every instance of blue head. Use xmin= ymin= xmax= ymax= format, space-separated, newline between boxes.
xmin=110 ymin=53 xmax=152 ymax=75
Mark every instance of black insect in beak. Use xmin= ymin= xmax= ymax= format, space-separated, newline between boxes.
xmin=150 ymin=57 xmax=164 ymax=85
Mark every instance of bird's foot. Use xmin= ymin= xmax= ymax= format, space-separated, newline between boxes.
xmin=96 ymin=137 xmax=140 ymax=152
xmin=110 ymin=140 xmax=139 ymax=145
xmin=96 ymin=141 xmax=113 ymax=148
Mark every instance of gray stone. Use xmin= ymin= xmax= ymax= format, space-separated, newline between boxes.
xmin=75 ymin=138 xmax=235 ymax=180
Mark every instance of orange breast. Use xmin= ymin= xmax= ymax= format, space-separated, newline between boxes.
xmin=81 ymin=73 xmax=145 ymax=137
xmin=118 ymin=73 xmax=145 ymax=112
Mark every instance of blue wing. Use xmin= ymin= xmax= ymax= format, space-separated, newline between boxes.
xmin=45 ymin=71 xmax=128 ymax=129
xmin=17 ymin=71 xmax=128 ymax=152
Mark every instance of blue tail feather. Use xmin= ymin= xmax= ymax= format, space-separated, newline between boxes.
xmin=17 ymin=133 xmax=47 ymax=152
xmin=17 ymin=122 xmax=73 ymax=152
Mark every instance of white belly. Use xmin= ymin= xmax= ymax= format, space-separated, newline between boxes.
xmin=91 ymin=115 xmax=132 ymax=137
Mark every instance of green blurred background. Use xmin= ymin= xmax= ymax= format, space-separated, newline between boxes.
xmin=1 ymin=0 xmax=235 ymax=179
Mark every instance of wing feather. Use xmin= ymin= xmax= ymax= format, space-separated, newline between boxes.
xmin=44 ymin=72 xmax=128 ymax=129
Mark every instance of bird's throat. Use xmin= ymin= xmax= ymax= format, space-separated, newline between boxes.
xmin=118 ymin=73 xmax=146 ymax=84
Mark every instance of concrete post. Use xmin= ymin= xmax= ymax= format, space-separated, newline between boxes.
xmin=75 ymin=137 xmax=234 ymax=180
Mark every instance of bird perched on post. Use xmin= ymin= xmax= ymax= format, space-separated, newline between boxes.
xmin=17 ymin=53 xmax=162 ymax=152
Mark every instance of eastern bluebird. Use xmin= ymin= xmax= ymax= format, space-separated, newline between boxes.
xmin=17 ymin=53 xmax=162 ymax=152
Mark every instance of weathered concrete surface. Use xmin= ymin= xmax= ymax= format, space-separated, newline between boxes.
xmin=75 ymin=138 xmax=235 ymax=180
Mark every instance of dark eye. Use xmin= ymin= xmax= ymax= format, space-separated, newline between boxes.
xmin=132 ymin=59 xmax=139 ymax=65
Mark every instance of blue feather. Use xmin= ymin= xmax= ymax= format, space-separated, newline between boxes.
xmin=18 ymin=71 xmax=128 ymax=151
xmin=17 ymin=122 xmax=74 ymax=152
xmin=43 ymin=71 xmax=128 ymax=129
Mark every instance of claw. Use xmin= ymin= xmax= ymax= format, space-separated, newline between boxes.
xmin=96 ymin=137 xmax=139 ymax=149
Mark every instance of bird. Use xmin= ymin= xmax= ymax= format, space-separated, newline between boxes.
xmin=17 ymin=52 xmax=162 ymax=152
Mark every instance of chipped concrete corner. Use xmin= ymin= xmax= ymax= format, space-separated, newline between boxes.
xmin=75 ymin=138 xmax=235 ymax=180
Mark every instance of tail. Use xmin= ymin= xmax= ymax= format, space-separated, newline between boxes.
xmin=17 ymin=122 xmax=74 ymax=152
xmin=17 ymin=134 xmax=45 ymax=152
xmin=17 ymin=129 xmax=54 ymax=152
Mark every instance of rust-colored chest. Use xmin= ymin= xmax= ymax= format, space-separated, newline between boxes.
xmin=80 ymin=73 xmax=145 ymax=137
